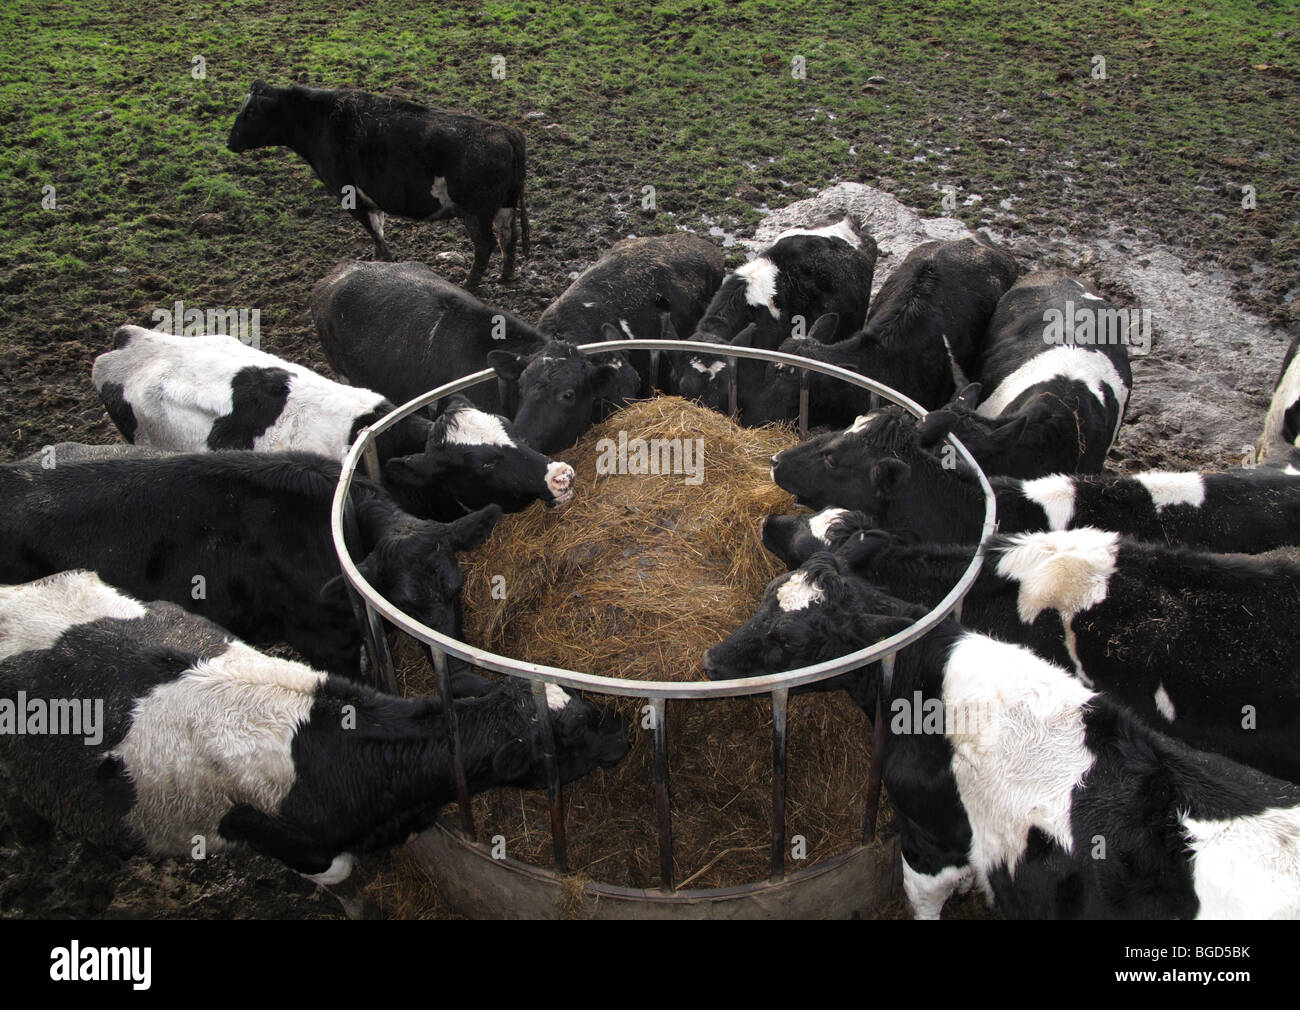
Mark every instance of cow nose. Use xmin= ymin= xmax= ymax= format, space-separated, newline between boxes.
xmin=112 ymin=325 xmax=135 ymax=350
xmin=547 ymin=461 xmax=575 ymax=503
xmin=701 ymin=649 xmax=716 ymax=674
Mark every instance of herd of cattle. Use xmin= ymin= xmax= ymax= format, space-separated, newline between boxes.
xmin=4 ymin=82 xmax=1300 ymax=919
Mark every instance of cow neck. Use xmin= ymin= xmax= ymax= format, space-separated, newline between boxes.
xmin=881 ymin=456 xmax=985 ymax=543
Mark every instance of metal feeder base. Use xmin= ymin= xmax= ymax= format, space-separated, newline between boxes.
xmin=408 ymin=817 xmax=903 ymax=920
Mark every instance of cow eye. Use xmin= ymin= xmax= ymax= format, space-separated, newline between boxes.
xmin=561 ymin=390 xmax=576 ymax=402
xmin=480 ymin=459 xmax=497 ymax=472
xmin=823 ymin=454 xmax=837 ymax=471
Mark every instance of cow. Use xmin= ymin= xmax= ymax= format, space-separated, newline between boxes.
xmin=310 ymin=260 xmax=545 ymax=413
xmin=0 ymin=570 xmax=628 ymax=904
xmin=1258 ymin=332 xmax=1300 ymax=471
xmin=534 ymin=233 xmax=725 ymax=397
xmin=922 ymin=271 xmax=1133 ymax=477
xmin=770 ymin=405 xmax=1300 ymax=552
xmin=90 ymin=328 xmax=574 ymax=520
xmin=704 ymin=550 xmax=1300 ymax=918
xmin=670 ymin=219 xmax=878 ymax=422
xmin=746 ymin=238 xmax=1021 ymax=427
xmin=227 ymin=81 xmax=528 ymax=286
xmin=0 ymin=450 xmax=500 ymax=683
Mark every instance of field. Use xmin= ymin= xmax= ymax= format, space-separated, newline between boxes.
xmin=1 ymin=0 xmax=1297 ymax=919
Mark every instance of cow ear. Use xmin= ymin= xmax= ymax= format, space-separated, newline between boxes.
xmin=917 ymin=410 xmax=958 ymax=449
xmin=492 ymin=737 xmax=534 ymax=781
xmin=487 ymin=350 xmax=528 ymax=382
xmin=871 ymin=458 xmax=911 ymax=500
xmin=251 ymin=79 xmax=270 ymax=94
xmin=384 ymin=452 xmax=448 ymax=486
xmin=986 ymin=415 xmax=1028 ymax=452
xmin=593 ymin=363 xmax=621 ymax=397
xmin=448 ymin=504 xmax=503 ymax=552
xmin=953 ymin=383 xmax=982 ymax=410
xmin=836 ymin=529 xmax=891 ymax=569
xmin=441 ymin=393 xmax=475 ymax=414
xmin=806 ymin=313 xmax=839 ymax=343
xmin=600 ymin=322 xmax=623 ymax=342
xmin=731 ymin=324 xmax=758 ymax=350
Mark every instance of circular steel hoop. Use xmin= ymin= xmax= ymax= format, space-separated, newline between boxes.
xmin=330 ymin=339 xmax=998 ymax=699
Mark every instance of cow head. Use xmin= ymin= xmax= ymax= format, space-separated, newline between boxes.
xmin=487 ymin=342 xmax=622 ymax=454
xmin=383 ymin=395 xmax=575 ymax=514
xmin=479 ymin=677 xmax=631 ymax=788
xmin=671 ymin=322 xmax=757 ymax=412
xmin=760 ymin=507 xmax=877 ymax=569
xmin=702 ymin=550 xmax=919 ymax=712
xmin=744 ymin=314 xmax=847 ymax=425
xmin=227 ymin=80 xmax=279 ymax=153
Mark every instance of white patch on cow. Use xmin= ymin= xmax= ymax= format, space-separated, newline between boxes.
xmin=1184 ymin=805 xmax=1300 ymax=918
xmin=1019 ymin=474 xmax=1077 ymax=530
xmin=776 ymin=570 xmax=824 ymax=612
xmin=734 ymin=257 xmax=781 ymax=319
xmin=774 ymin=218 xmax=862 ymax=249
xmin=1287 ymin=465 xmax=1300 ymax=476
xmin=306 ymin=852 xmax=355 ymax=886
xmin=444 ymin=408 xmax=516 ymax=448
xmin=431 ymin=176 xmax=456 ymax=212
xmin=1061 ymin=617 xmax=1094 ymax=687
xmin=690 ymin=358 xmax=727 ymax=379
xmin=848 ymin=413 xmax=875 ymax=434
xmin=1135 ymin=471 xmax=1206 ymax=513
xmin=619 ymin=319 xmax=636 ymax=340
xmin=976 ymin=346 xmax=1130 ymax=449
xmin=546 ymin=461 xmax=575 ymax=503
xmin=545 ymin=683 xmax=572 ymax=712
xmin=582 ymin=302 xmax=597 ymax=309
xmin=1154 ymin=683 xmax=1176 ymax=722
xmin=90 ymin=328 xmax=388 ymax=459
xmin=942 ymin=632 xmax=1097 ymax=883
xmin=1261 ymin=351 xmax=1300 ymax=455
xmin=902 ymin=857 xmax=972 ymax=920
xmin=0 ymin=571 xmax=148 ymax=661
xmin=995 ymin=528 xmax=1120 ymax=624
xmin=808 ymin=508 xmax=849 ymax=545
xmin=111 ymin=641 xmax=326 ymax=856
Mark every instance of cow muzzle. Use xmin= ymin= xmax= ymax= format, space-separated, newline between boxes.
xmin=546 ymin=461 xmax=576 ymax=506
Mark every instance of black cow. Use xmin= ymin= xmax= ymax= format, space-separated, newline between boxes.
xmin=0 ymin=450 xmax=500 ymax=680
xmin=704 ymin=551 xmax=1300 ymax=918
xmin=1259 ymin=332 xmax=1300 ymax=470
xmin=310 ymin=260 xmax=545 ymax=414
xmin=228 ymin=81 xmax=528 ymax=285
xmin=671 ymin=219 xmax=878 ymax=422
xmin=535 ymin=233 xmax=725 ymax=396
xmin=747 ymin=238 xmax=1021 ymax=426
xmin=923 ymin=271 xmax=1133 ymax=477
xmin=0 ymin=571 xmax=628 ymax=898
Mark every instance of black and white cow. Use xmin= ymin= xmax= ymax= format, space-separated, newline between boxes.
xmin=672 ymin=220 xmax=878 ymax=421
xmin=534 ymin=232 xmax=725 ymax=397
xmin=704 ymin=551 xmax=1300 ymax=918
xmin=310 ymin=259 xmax=545 ymax=413
xmin=927 ymin=271 xmax=1133 ymax=477
xmin=1258 ymin=332 xmax=1300 ymax=471
xmin=228 ymin=81 xmax=529 ymax=285
xmin=746 ymin=238 xmax=1021 ymax=427
xmin=0 ymin=571 xmax=628 ymax=890
xmin=0 ymin=450 xmax=500 ymax=680
xmin=771 ymin=405 xmax=1300 ymax=551
xmin=90 ymin=329 xmax=575 ymax=520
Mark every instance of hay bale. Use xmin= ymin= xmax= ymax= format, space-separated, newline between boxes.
xmin=414 ymin=397 xmax=885 ymax=891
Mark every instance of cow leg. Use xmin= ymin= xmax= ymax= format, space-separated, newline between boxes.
xmin=463 ymin=213 xmax=495 ymax=288
xmin=493 ymin=207 xmax=517 ymax=282
xmin=344 ymin=197 xmax=393 ymax=261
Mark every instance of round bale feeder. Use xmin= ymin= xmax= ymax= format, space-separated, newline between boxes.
xmin=331 ymin=340 xmax=997 ymax=919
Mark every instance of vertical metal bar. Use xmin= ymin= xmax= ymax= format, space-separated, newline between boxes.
xmin=432 ymin=645 xmax=476 ymax=837
xmin=361 ymin=439 xmax=382 ymax=483
xmin=647 ymin=349 xmax=660 ymax=398
xmin=365 ymin=603 xmax=398 ymax=694
xmin=798 ymin=369 xmax=810 ymax=440
xmin=863 ymin=653 xmax=894 ymax=843
xmin=531 ymin=680 xmax=569 ymax=873
xmin=650 ymin=697 xmax=674 ymax=891
xmin=952 ymin=598 xmax=964 ymax=623
xmin=726 ymin=357 xmax=739 ymax=419
xmin=770 ymin=687 xmax=789 ymax=883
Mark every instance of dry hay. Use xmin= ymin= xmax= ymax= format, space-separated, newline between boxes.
xmin=386 ymin=397 xmax=889 ymax=902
